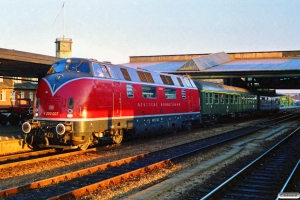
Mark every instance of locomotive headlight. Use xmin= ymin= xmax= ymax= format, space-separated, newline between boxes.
xmin=67 ymin=109 xmax=73 ymax=118
xmin=82 ymin=108 xmax=87 ymax=118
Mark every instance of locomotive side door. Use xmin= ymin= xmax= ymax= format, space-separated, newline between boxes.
xmin=112 ymin=81 xmax=121 ymax=117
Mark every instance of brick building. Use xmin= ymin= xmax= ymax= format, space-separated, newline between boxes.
xmin=0 ymin=76 xmax=37 ymax=109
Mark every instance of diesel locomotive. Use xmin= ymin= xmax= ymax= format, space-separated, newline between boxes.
xmin=22 ymin=58 xmax=280 ymax=150
xmin=22 ymin=58 xmax=201 ymax=150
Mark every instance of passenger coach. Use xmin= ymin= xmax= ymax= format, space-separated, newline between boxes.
xmin=193 ymin=80 xmax=257 ymax=124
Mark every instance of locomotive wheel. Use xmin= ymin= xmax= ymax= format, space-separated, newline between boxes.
xmin=78 ymin=138 xmax=90 ymax=150
xmin=8 ymin=114 xmax=20 ymax=126
xmin=111 ymin=129 xmax=123 ymax=144
xmin=186 ymin=121 xmax=192 ymax=131
xmin=0 ymin=114 xmax=8 ymax=126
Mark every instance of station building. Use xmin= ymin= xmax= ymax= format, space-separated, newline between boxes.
xmin=0 ymin=77 xmax=37 ymax=108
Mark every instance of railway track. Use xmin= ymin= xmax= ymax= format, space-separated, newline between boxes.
xmin=0 ymin=148 xmax=96 ymax=170
xmin=276 ymin=159 xmax=300 ymax=200
xmin=0 ymin=113 xmax=298 ymax=199
xmin=195 ymin=126 xmax=300 ymax=199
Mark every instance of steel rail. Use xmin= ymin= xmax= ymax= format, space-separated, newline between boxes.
xmin=0 ymin=113 xmax=298 ymax=199
xmin=0 ymin=148 xmax=96 ymax=170
xmin=0 ymin=149 xmax=54 ymax=162
xmin=276 ymin=159 xmax=300 ymax=200
xmin=200 ymin=126 xmax=300 ymax=200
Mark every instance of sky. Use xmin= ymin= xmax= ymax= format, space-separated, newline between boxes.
xmin=1 ymin=0 xmax=299 ymax=64
xmin=1 ymin=0 xmax=300 ymax=94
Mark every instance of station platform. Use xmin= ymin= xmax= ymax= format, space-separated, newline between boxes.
xmin=0 ymin=125 xmax=30 ymax=155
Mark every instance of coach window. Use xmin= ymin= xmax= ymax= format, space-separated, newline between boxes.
xmin=165 ymin=88 xmax=176 ymax=99
xmin=225 ymin=94 xmax=229 ymax=104
xmin=214 ymin=94 xmax=219 ymax=104
xmin=209 ymin=93 xmax=213 ymax=104
xmin=234 ymin=95 xmax=238 ymax=104
xmin=126 ymin=84 xmax=134 ymax=98
xmin=205 ymin=93 xmax=209 ymax=104
xmin=142 ymin=86 xmax=156 ymax=98
xmin=220 ymin=94 xmax=224 ymax=104
xmin=230 ymin=95 xmax=234 ymax=104
xmin=181 ymin=89 xmax=186 ymax=99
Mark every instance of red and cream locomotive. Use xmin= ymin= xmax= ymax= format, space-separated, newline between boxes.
xmin=22 ymin=58 xmax=201 ymax=150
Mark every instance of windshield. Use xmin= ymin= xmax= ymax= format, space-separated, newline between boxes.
xmin=47 ymin=61 xmax=67 ymax=75
xmin=47 ymin=59 xmax=91 ymax=75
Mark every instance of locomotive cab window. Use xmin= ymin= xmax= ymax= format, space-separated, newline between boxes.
xmin=100 ymin=65 xmax=110 ymax=78
xmin=106 ymin=65 xmax=117 ymax=79
xmin=142 ymin=86 xmax=156 ymax=98
xmin=68 ymin=60 xmax=90 ymax=73
xmin=92 ymin=63 xmax=104 ymax=77
xmin=126 ymin=84 xmax=134 ymax=98
xmin=165 ymin=88 xmax=176 ymax=99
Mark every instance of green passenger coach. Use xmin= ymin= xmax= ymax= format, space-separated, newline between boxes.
xmin=193 ymin=80 xmax=257 ymax=125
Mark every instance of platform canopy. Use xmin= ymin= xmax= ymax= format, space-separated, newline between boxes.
xmin=124 ymin=51 xmax=300 ymax=89
xmin=0 ymin=48 xmax=58 ymax=78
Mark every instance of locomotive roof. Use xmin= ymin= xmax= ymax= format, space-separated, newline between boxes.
xmin=193 ymin=80 xmax=253 ymax=95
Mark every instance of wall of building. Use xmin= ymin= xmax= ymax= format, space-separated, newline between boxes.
xmin=0 ymin=77 xmax=36 ymax=108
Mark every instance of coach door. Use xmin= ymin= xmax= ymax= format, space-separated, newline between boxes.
xmin=113 ymin=81 xmax=122 ymax=117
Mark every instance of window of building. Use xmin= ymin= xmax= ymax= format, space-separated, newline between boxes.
xmin=0 ymin=90 xmax=6 ymax=101
xmin=29 ymin=92 xmax=34 ymax=101
xmin=181 ymin=89 xmax=186 ymax=99
xmin=20 ymin=91 xmax=25 ymax=98
xmin=165 ymin=88 xmax=176 ymax=99
xmin=126 ymin=84 xmax=134 ymax=98
xmin=120 ymin=68 xmax=132 ymax=81
xmin=142 ymin=86 xmax=156 ymax=98
xmin=10 ymin=91 xmax=15 ymax=101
